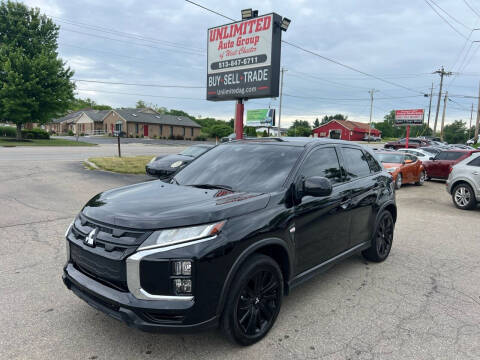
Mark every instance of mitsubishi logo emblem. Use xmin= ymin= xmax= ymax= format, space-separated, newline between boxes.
xmin=85 ymin=228 xmax=97 ymax=247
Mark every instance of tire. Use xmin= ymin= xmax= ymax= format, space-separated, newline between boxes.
xmin=452 ymin=183 xmax=476 ymax=210
xmin=221 ymin=254 xmax=283 ymax=346
xmin=362 ymin=211 xmax=394 ymax=262
xmin=415 ymin=170 xmax=425 ymax=186
xmin=395 ymin=173 xmax=402 ymax=190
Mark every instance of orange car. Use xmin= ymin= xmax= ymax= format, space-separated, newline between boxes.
xmin=375 ymin=151 xmax=426 ymax=189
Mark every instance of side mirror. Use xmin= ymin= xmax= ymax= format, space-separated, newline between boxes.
xmin=303 ymin=176 xmax=332 ymax=197
xmin=429 ymin=157 xmax=434 ymax=160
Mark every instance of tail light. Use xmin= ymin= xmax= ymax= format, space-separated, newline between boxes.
xmin=448 ymin=166 xmax=453 ymax=174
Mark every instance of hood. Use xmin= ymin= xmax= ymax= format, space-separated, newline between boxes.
xmin=382 ymin=162 xmax=401 ymax=169
xmin=148 ymin=154 xmax=193 ymax=170
xmin=82 ymin=181 xmax=270 ymax=229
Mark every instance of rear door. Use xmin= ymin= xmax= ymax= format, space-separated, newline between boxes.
xmin=466 ymin=155 xmax=480 ymax=194
xmin=428 ymin=151 xmax=449 ymax=177
xmin=339 ymin=146 xmax=378 ymax=248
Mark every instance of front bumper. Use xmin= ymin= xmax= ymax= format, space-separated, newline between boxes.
xmin=63 ymin=263 xmax=218 ymax=332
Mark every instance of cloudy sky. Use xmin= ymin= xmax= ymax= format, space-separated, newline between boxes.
xmin=21 ymin=0 xmax=480 ymax=127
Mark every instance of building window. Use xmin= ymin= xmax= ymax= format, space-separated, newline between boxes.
xmin=183 ymin=127 xmax=186 ymax=136
xmin=135 ymin=123 xmax=139 ymax=134
xmin=170 ymin=126 xmax=173 ymax=136
xmin=191 ymin=128 xmax=194 ymax=137
xmin=160 ymin=124 xmax=163 ymax=135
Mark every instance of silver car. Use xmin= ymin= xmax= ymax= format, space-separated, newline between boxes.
xmin=446 ymin=152 xmax=480 ymax=210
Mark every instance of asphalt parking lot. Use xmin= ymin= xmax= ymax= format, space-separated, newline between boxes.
xmin=1 ymin=144 xmax=479 ymax=360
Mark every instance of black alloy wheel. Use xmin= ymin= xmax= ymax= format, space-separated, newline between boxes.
xmin=362 ymin=211 xmax=394 ymax=262
xmin=222 ymin=254 xmax=283 ymax=346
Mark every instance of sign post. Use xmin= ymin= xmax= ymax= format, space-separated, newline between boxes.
xmin=394 ymin=109 xmax=424 ymax=149
xmin=206 ymin=12 xmax=283 ymax=139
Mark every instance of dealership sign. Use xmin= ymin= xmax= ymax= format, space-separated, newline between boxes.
xmin=246 ymin=109 xmax=276 ymax=127
xmin=394 ymin=109 xmax=424 ymax=126
xmin=207 ymin=13 xmax=282 ymax=101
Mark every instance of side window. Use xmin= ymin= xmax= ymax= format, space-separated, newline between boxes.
xmin=447 ymin=152 xmax=464 ymax=160
xmin=435 ymin=152 xmax=449 ymax=160
xmin=364 ymin=151 xmax=382 ymax=173
xmin=342 ymin=147 xmax=372 ymax=179
xmin=405 ymin=154 xmax=417 ymax=162
xmin=300 ymin=147 xmax=343 ymax=184
xmin=467 ymin=156 xmax=480 ymax=167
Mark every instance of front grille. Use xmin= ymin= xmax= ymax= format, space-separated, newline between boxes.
xmin=140 ymin=312 xmax=185 ymax=324
xmin=68 ymin=214 xmax=151 ymax=292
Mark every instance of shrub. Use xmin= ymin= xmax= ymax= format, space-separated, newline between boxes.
xmin=68 ymin=130 xmax=74 ymax=136
xmin=0 ymin=126 xmax=17 ymax=137
xmin=21 ymin=128 xmax=50 ymax=139
xmin=152 ymin=135 xmax=158 ymax=139
xmin=175 ymin=135 xmax=184 ymax=140
xmin=194 ymin=135 xmax=207 ymax=141
xmin=168 ymin=134 xmax=175 ymax=140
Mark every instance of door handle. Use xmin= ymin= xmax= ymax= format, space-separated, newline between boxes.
xmin=473 ymin=171 xmax=479 ymax=175
xmin=340 ymin=197 xmax=351 ymax=210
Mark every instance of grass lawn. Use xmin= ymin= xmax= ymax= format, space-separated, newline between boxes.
xmin=87 ymin=156 xmax=153 ymax=174
xmin=0 ymin=138 xmax=96 ymax=147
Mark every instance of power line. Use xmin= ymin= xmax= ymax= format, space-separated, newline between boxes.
xmin=184 ymin=0 xmax=428 ymax=95
xmin=76 ymin=88 xmax=205 ymax=101
xmin=423 ymin=0 xmax=469 ymax=39
xmin=427 ymin=0 xmax=471 ymax=30
xmin=60 ymin=27 xmax=205 ymax=56
xmin=463 ymin=0 xmax=480 ymax=17
xmin=184 ymin=0 xmax=235 ymax=21
xmin=73 ymin=79 xmax=205 ymax=88
xmin=51 ymin=15 xmax=205 ymax=52
xmin=283 ymin=93 xmax=423 ymax=101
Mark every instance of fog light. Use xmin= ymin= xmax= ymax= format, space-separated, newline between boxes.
xmin=172 ymin=261 xmax=191 ymax=275
xmin=173 ymin=279 xmax=192 ymax=295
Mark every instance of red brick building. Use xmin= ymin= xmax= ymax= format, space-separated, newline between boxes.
xmin=312 ymin=120 xmax=381 ymax=141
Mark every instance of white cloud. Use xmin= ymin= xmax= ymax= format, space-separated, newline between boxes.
xmin=21 ymin=0 xmax=62 ymax=16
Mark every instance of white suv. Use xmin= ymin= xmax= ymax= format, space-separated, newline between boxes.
xmin=446 ymin=152 xmax=480 ymax=210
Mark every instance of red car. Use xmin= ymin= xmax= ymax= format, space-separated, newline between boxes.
xmin=423 ymin=150 xmax=480 ymax=180
xmin=384 ymin=138 xmax=431 ymax=150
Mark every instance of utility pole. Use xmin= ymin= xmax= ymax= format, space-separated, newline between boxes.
xmin=440 ymin=91 xmax=448 ymax=141
xmin=427 ymin=82 xmax=434 ymax=129
xmin=475 ymin=81 xmax=480 ymax=143
xmin=433 ymin=67 xmax=452 ymax=134
xmin=278 ymin=67 xmax=286 ymax=137
xmin=469 ymin=103 xmax=473 ymax=140
xmin=368 ymin=89 xmax=379 ymax=142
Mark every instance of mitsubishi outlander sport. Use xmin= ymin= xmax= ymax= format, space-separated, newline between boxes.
xmin=63 ymin=138 xmax=396 ymax=345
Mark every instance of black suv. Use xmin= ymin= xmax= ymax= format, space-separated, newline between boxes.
xmin=63 ymin=138 xmax=396 ymax=345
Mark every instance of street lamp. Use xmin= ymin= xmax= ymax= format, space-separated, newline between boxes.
xmin=280 ymin=17 xmax=291 ymax=31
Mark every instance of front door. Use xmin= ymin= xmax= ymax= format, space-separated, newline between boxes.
xmin=293 ymin=146 xmax=352 ymax=274
xmin=144 ymin=124 xmax=149 ymax=137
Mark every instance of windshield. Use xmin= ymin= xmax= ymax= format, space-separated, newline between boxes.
xmin=180 ymin=146 xmax=209 ymax=157
xmin=174 ymin=143 xmax=303 ymax=192
xmin=375 ymin=153 xmax=405 ymax=164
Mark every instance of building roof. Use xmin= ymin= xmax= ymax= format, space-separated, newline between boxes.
xmin=314 ymin=119 xmax=381 ymax=133
xmin=83 ymin=110 xmax=110 ymax=122
xmin=114 ymin=108 xmax=201 ymax=128
xmin=52 ymin=111 xmax=83 ymax=124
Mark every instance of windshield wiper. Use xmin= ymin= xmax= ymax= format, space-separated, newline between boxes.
xmin=188 ymin=183 xmax=233 ymax=191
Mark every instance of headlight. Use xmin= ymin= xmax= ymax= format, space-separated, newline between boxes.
xmin=149 ymin=156 xmax=157 ymax=164
xmin=138 ymin=221 xmax=225 ymax=250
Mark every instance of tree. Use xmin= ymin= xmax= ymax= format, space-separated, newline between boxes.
xmin=443 ymin=120 xmax=468 ymax=144
xmin=69 ymin=97 xmax=111 ymax=111
xmin=287 ymin=120 xmax=312 ymax=137
xmin=208 ymin=124 xmax=233 ymax=139
xmin=0 ymin=1 xmax=75 ymax=140
xmin=313 ymin=118 xmax=320 ymax=128
xmin=135 ymin=100 xmax=147 ymax=108
xmin=321 ymin=114 xmax=348 ymax=125
xmin=244 ymin=126 xmax=257 ymax=137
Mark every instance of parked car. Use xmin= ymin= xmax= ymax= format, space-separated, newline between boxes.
xmin=63 ymin=138 xmax=396 ymax=345
xmin=450 ymin=144 xmax=475 ymax=150
xmin=446 ymin=152 xmax=480 ymax=210
xmin=396 ymin=148 xmax=431 ymax=161
xmin=384 ymin=138 xmax=431 ymax=150
xmin=374 ymin=151 xmax=425 ymax=189
xmin=421 ymin=146 xmax=442 ymax=156
xmin=146 ymin=144 xmax=214 ymax=180
xmin=221 ymin=132 xmax=247 ymax=142
xmin=466 ymin=138 xmax=476 ymax=145
xmin=422 ymin=150 xmax=480 ymax=180
xmin=362 ymin=134 xmax=381 ymax=142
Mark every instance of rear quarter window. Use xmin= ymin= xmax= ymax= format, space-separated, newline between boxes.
xmin=467 ymin=156 xmax=480 ymax=167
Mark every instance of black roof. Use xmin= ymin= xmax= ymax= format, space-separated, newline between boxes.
xmin=228 ymin=137 xmax=362 ymax=147
xmin=115 ymin=108 xmax=201 ymax=128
